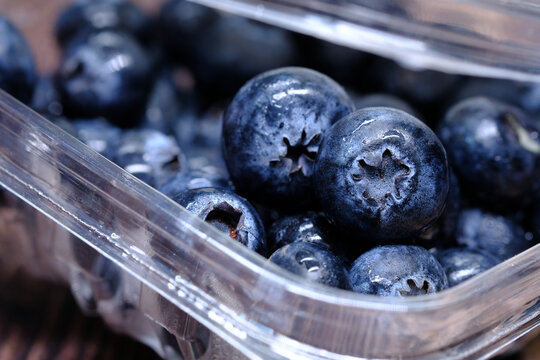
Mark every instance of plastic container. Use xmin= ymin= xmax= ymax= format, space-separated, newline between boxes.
xmin=1 ymin=1 xmax=540 ymax=359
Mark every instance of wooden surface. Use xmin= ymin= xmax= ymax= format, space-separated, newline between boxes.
xmin=0 ymin=273 xmax=160 ymax=360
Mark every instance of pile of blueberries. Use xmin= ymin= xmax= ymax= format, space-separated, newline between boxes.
xmin=1 ymin=0 xmax=539 ymax=297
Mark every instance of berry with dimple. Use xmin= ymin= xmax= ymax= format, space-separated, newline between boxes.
xmin=349 ymin=245 xmax=448 ymax=296
xmin=438 ymin=97 xmax=540 ymax=205
xmin=314 ymin=107 xmax=449 ymax=241
xmin=171 ymin=187 xmax=267 ymax=256
xmin=223 ymin=67 xmax=354 ymax=209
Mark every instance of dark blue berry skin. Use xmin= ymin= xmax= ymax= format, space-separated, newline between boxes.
xmin=370 ymin=58 xmax=461 ymax=105
xmin=439 ymin=97 xmax=540 ymax=205
xmin=57 ymin=31 xmax=153 ymax=126
xmin=223 ymin=67 xmax=354 ymax=209
xmin=267 ymin=212 xmax=336 ymax=254
xmin=434 ymin=248 xmax=500 ymax=287
xmin=30 ymin=76 xmax=63 ymax=117
xmin=454 ymin=77 xmax=540 ymax=115
xmin=419 ymin=170 xmax=462 ymax=248
xmin=314 ymin=108 xmax=449 ymax=241
xmin=114 ymin=129 xmax=187 ymax=188
xmin=0 ymin=15 xmax=37 ymax=103
xmin=268 ymin=242 xmax=350 ymax=289
xmin=455 ymin=208 xmax=535 ymax=261
xmin=349 ymin=245 xmax=448 ymax=296
xmin=159 ymin=0 xmax=218 ymax=64
xmin=158 ymin=167 xmax=232 ymax=198
xmin=73 ymin=118 xmax=122 ymax=160
xmin=171 ymin=188 xmax=267 ymax=256
xmin=354 ymin=93 xmax=419 ymax=119
xmin=191 ymin=16 xmax=297 ymax=100
xmin=55 ymin=0 xmax=153 ymax=48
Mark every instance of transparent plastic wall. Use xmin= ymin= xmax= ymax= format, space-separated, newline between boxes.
xmin=192 ymin=0 xmax=540 ymax=81
xmin=2 ymin=1 xmax=540 ymax=359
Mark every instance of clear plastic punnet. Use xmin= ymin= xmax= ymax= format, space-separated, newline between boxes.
xmin=192 ymin=0 xmax=540 ymax=82
xmin=2 ymin=1 xmax=540 ymax=360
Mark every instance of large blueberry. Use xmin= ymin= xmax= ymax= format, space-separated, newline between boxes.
xmin=171 ymin=188 xmax=266 ymax=256
xmin=55 ymin=0 xmax=153 ymax=48
xmin=314 ymin=108 xmax=449 ymax=241
xmin=455 ymin=208 xmax=535 ymax=261
xmin=114 ymin=129 xmax=187 ymax=188
xmin=438 ymin=97 xmax=540 ymax=205
xmin=223 ymin=67 xmax=354 ymax=209
xmin=435 ymin=248 xmax=499 ymax=287
xmin=349 ymin=245 xmax=448 ymax=296
xmin=267 ymin=212 xmax=336 ymax=254
xmin=0 ymin=15 xmax=37 ymax=103
xmin=268 ymin=242 xmax=349 ymax=289
xmin=57 ymin=31 xmax=152 ymax=126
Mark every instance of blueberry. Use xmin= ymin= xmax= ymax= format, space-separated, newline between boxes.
xmin=454 ymin=77 xmax=540 ymax=115
xmin=434 ymin=248 xmax=499 ymax=287
xmin=55 ymin=0 xmax=153 ymax=48
xmin=159 ymin=0 xmax=218 ymax=63
xmin=57 ymin=31 xmax=152 ymax=126
xmin=191 ymin=16 xmax=297 ymax=100
xmin=314 ymin=108 xmax=449 ymax=241
xmin=354 ymin=93 xmax=420 ymax=119
xmin=349 ymin=245 xmax=448 ymax=296
xmin=114 ymin=129 xmax=187 ymax=187
xmin=223 ymin=67 xmax=354 ymax=209
xmin=73 ymin=117 xmax=122 ymax=160
xmin=30 ymin=76 xmax=63 ymax=117
xmin=455 ymin=208 xmax=535 ymax=261
xmin=171 ymin=188 xmax=266 ymax=256
xmin=370 ymin=58 xmax=461 ymax=105
xmin=418 ymin=169 xmax=462 ymax=248
xmin=159 ymin=167 xmax=232 ymax=198
xmin=0 ymin=15 xmax=37 ymax=103
xmin=268 ymin=242 xmax=349 ymax=289
xmin=267 ymin=212 xmax=336 ymax=254
xmin=300 ymin=38 xmax=366 ymax=88
xmin=438 ymin=97 xmax=540 ymax=205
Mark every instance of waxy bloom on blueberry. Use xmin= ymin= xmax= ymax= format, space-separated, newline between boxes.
xmin=314 ymin=108 xmax=449 ymax=241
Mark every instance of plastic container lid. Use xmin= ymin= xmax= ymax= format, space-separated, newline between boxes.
xmin=192 ymin=0 xmax=540 ymax=82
